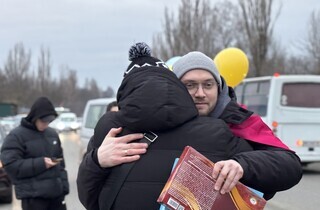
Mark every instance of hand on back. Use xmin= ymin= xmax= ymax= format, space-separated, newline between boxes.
xmin=97 ymin=127 xmax=148 ymax=168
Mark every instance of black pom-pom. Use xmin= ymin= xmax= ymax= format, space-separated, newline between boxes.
xmin=128 ymin=42 xmax=151 ymax=61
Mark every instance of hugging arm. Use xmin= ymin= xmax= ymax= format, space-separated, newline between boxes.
xmin=77 ymin=136 xmax=111 ymax=210
xmin=77 ymin=127 xmax=147 ymax=210
xmin=233 ymin=142 xmax=302 ymax=200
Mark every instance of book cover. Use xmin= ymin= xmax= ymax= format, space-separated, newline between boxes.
xmin=157 ymin=146 xmax=266 ymax=210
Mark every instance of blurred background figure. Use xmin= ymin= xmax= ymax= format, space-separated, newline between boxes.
xmin=106 ymin=101 xmax=118 ymax=112
xmin=0 ymin=97 xmax=69 ymax=210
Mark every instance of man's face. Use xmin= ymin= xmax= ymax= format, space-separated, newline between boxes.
xmin=35 ymin=119 xmax=50 ymax=132
xmin=180 ymin=69 xmax=219 ymax=116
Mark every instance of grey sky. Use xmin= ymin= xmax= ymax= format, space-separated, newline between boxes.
xmin=0 ymin=0 xmax=319 ymax=92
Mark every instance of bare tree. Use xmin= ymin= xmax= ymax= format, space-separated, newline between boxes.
xmin=265 ymin=40 xmax=286 ymax=74
xmin=238 ymin=0 xmax=281 ymax=76
xmin=152 ymin=0 xmax=242 ymax=60
xmin=102 ymin=86 xmax=115 ymax=98
xmin=3 ymin=43 xmax=32 ymax=105
xmin=0 ymin=42 xmax=113 ymax=115
xmin=57 ymin=66 xmax=78 ymax=107
xmin=282 ymin=55 xmax=312 ymax=75
xmin=212 ymin=1 xmax=247 ymax=50
xmin=305 ymin=10 xmax=320 ymax=74
xmin=0 ymin=68 xmax=6 ymax=100
xmin=37 ymin=46 xmax=52 ymax=96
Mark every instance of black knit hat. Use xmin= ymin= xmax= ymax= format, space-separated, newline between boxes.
xmin=124 ymin=42 xmax=169 ymax=76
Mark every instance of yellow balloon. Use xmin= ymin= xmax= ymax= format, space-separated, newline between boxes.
xmin=214 ymin=48 xmax=249 ymax=88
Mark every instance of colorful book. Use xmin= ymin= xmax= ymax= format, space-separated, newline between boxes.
xmin=157 ymin=146 xmax=266 ymax=210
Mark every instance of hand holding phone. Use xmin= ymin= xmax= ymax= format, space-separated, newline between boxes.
xmin=51 ymin=157 xmax=63 ymax=163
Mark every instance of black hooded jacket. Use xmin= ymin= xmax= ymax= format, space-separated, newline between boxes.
xmin=77 ymin=67 xmax=301 ymax=210
xmin=25 ymin=96 xmax=58 ymax=123
xmin=211 ymin=77 xmax=302 ymax=200
xmin=0 ymin=97 xmax=69 ymax=199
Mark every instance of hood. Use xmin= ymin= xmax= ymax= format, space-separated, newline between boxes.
xmin=209 ymin=76 xmax=231 ymax=118
xmin=25 ymin=97 xmax=58 ymax=123
xmin=116 ymin=67 xmax=198 ymax=132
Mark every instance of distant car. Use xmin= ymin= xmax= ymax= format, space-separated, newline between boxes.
xmin=0 ymin=125 xmax=13 ymax=203
xmin=50 ymin=112 xmax=80 ymax=133
xmin=0 ymin=116 xmax=16 ymax=135
xmin=55 ymin=106 xmax=71 ymax=115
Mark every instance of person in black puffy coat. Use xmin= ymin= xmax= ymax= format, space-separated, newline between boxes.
xmin=1 ymin=97 xmax=69 ymax=210
xmin=77 ymin=43 xmax=302 ymax=210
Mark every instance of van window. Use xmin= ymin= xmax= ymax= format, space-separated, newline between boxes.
xmin=281 ymin=83 xmax=320 ymax=107
xmin=234 ymin=83 xmax=244 ymax=102
xmin=84 ymin=105 xmax=106 ymax=129
xmin=242 ymin=80 xmax=270 ymax=116
xmin=234 ymin=76 xmax=320 ymax=164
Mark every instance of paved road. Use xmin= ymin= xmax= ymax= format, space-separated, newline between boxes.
xmin=265 ymin=162 xmax=320 ymax=210
xmin=62 ymin=132 xmax=86 ymax=210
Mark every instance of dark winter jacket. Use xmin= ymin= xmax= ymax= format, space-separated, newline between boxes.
xmin=0 ymin=97 xmax=69 ymax=199
xmin=214 ymin=78 xmax=289 ymax=149
xmin=77 ymin=67 xmax=301 ymax=210
xmin=214 ymin=78 xmax=303 ymax=199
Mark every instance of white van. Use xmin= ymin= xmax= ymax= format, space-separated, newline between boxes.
xmin=79 ymin=98 xmax=116 ymax=159
xmin=235 ymin=74 xmax=320 ymax=165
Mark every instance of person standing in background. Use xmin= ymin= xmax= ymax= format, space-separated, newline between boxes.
xmin=106 ymin=101 xmax=118 ymax=112
xmin=0 ymin=96 xmax=69 ymax=210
